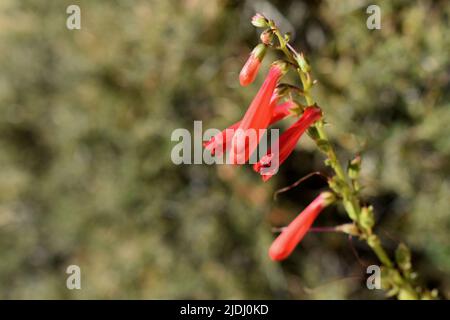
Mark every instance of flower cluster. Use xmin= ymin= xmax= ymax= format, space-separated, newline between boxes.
xmin=205 ymin=52 xmax=321 ymax=176
xmin=204 ymin=13 xmax=435 ymax=299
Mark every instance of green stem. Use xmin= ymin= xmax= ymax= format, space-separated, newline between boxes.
xmin=315 ymin=122 xmax=346 ymax=181
xmin=271 ymin=24 xmax=297 ymax=66
xmin=368 ymin=235 xmax=393 ymax=268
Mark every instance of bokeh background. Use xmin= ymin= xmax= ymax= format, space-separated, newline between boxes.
xmin=0 ymin=0 xmax=449 ymax=299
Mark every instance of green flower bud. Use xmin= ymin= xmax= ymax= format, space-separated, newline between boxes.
xmin=360 ymin=206 xmax=375 ymax=233
xmin=348 ymin=155 xmax=361 ymax=180
xmin=328 ymin=176 xmax=347 ymax=195
xmin=395 ymin=243 xmax=412 ymax=273
xmin=297 ymin=52 xmax=311 ymax=73
xmin=251 ymin=13 xmax=268 ymax=28
xmin=251 ymin=43 xmax=267 ymax=61
xmin=260 ymin=29 xmax=273 ymax=45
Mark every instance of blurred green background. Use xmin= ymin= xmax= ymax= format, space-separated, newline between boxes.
xmin=0 ymin=0 xmax=448 ymax=299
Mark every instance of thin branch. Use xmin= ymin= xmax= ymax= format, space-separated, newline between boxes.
xmin=273 ymin=171 xmax=328 ymax=200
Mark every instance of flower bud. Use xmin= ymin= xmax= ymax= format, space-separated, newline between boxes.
xmin=251 ymin=13 xmax=268 ymax=28
xmin=297 ymin=52 xmax=311 ymax=73
xmin=239 ymin=44 xmax=267 ymax=86
xmin=360 ymin=206 xmax=375 ymax=233
xmin=328 ymin=176 xmax=346 ymax=195
xmin=395 ymin=243 xmax=412 ymax=272
xmin=251 ymin=43 xmax=267 ymax=61
xmin=348 ymin=155 xmax=361 ymax=180
xmin=260 ymin=29 xmax=273 ymax=45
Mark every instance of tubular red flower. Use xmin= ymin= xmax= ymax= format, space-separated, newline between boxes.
xmin=253 ymin=106 xmax=322 ymax=181
xmin=230 ymin=63 xmax=286 ymax=164
xmin=269 ymin=192 xmax=333 ymax=261
xmin=239 ymin=44 xmax=267 ymax=86
xmin=203 ymin=100 xmax=295 ymax=156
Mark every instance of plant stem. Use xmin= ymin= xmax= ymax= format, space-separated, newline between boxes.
xmin=269 ymin=21 xmax=434 ymax=299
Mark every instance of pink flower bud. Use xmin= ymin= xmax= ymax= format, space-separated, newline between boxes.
xmin=260 ymin=30 xmax=273 ymax=45
xmin=251 ymin=13 xmax=268 ymax=28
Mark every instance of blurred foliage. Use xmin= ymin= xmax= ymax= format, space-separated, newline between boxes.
xmin=0 ymin=0 xmax=448 ymax=299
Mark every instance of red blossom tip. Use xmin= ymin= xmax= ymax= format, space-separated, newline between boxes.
xmin=239 ymin=44 xmax=267 ymax=86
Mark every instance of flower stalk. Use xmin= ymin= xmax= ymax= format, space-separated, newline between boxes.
xmin=207 ymin=14 xmax=438 ymax=300
xmin=267 ymin=18 xmax=436 ymax=300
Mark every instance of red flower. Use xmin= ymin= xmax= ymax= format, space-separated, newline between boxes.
xmin=230 ymin=62 xmax=287 ymax=164
xmin=253 ymin=106 xmax=322 ymax=181
xmin=269 ymin=192 xmax=334 ymax=261
xmin=203 ymin=99 xmax=295 ymax=156
xmin=239 ymin=44 xmax=267 ymax=86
